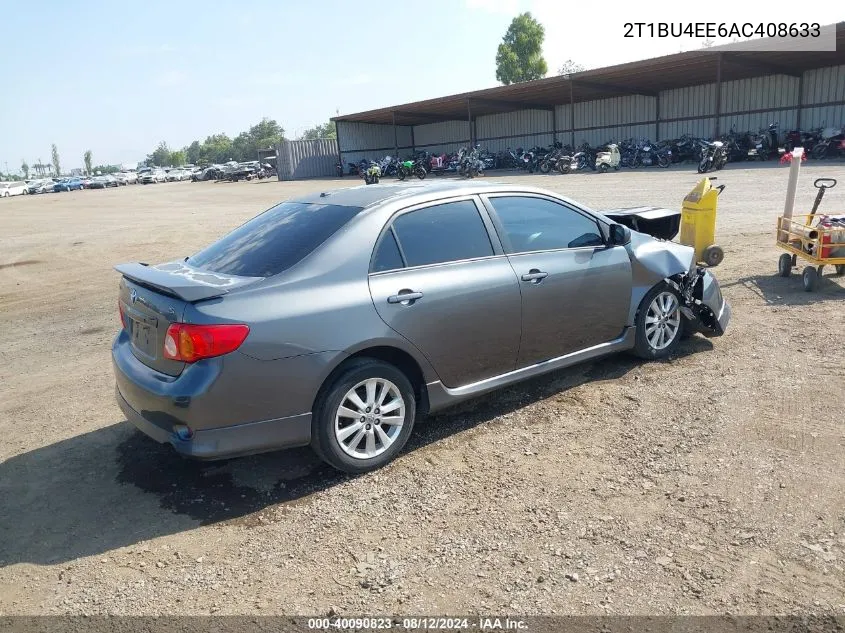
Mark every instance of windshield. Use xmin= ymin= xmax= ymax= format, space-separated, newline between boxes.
xmin=187 ymin=201 xmax=362 ymax=278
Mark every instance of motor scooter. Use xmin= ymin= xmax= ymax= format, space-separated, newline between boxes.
xmin=596 ymin=144 xmax=621 ymax=172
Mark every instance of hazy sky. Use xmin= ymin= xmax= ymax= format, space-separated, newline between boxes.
xmin=0 ymin=0 xmax=841 ymax=171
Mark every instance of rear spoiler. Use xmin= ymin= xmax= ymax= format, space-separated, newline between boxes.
xmin=114 ymin=261 xmax=262 ymax=302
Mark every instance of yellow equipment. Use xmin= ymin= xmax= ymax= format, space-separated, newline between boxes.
xmin=680 ymin=177 xmax=725 ymax=267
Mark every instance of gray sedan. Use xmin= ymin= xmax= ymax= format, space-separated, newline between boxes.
xmin=113 ymin=181 xmax=730 ymax=473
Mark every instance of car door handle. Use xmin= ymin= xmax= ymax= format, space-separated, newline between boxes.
xmin=387 ymin=290 xmax=424 ymax=304
xmin=521 ymin=270 xmax=548 ymax=283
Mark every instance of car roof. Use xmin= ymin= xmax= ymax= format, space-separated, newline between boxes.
xmin=290 ymin=180 xmax=561 ymax=210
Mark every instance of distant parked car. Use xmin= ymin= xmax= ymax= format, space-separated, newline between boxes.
xmin=1 ymin=181 xmax=29 ymax=197
xmin=113 ymin=173 xmax=130 ymax=186
xmin=89 ymin=175 xmax=119 ymax=189
xmin=165 ymin=169 xmax=184 ymax=182
xmin=118 ymin=171 xmax=138 ymax=184
xmin=140 ymin=169 xmax=166 ymax=184
xmin=54 ymin=177 xmax=85 ymax=192
xmin=80 ymin=176 xmax=94 ymax=189
xmin=192 ymin=166 xmax=220 ymax=181
xmin=27 ymin=179 xmax=56 ymax=194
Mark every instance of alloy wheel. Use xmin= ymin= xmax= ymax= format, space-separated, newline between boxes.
xmin=334 ymin=378 xmax=406 ymax=460
xmin=645 ymin=292 xmax=681 ymax=350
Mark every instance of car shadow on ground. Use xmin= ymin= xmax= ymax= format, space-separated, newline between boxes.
xmin=0 ymin=337 xmax=713 ymax=567
xmin=722 ymin=269 xmax=845 ymax=305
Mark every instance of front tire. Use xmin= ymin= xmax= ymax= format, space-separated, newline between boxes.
xmin=802 ymin=266 xmax=819 ymax=292
xmin=632 ymin=283 xmax=683 ymax=360
xmin=312 ymin=359 xmax=416 ymax=474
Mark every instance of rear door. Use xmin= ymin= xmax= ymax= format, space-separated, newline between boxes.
xmin=368 ymin=197 xmax=522 ymax=388
xmin=483 ymin=194 xmax=632 ymax=367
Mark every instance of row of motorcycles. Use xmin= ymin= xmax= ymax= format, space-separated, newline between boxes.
xmin=335 ymin=121 xmax=845 ymax=183
xmin=684 ymin=122 xmax=845 ymax=173
xmin=338 ymin=146 xmax=491 ymax=184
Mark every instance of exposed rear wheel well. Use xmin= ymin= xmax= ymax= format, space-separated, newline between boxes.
xmin=315 ymin=347 xmax=429 ymax=416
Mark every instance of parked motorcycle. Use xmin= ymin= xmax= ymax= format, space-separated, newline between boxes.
xmin=363 ymin=162 xmax=381 ymax=185
xmin=809 ymin=126 xmax=845 ymax=159
xmin=457 ymin=146 xmax=484 ymax=178
xmin=698 ymin=141 xmax=727 ymax=173
xmin=397 ymin=157 xmax=427 ymax=180
xmin=747 ymin=122 xmax=779 ymax=160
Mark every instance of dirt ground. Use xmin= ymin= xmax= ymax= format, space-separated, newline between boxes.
xmin=1 ymin=163 xmax=844 ymax=617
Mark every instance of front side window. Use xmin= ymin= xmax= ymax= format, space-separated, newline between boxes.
xmin=391 ymin=200 xmax=494 ymax=267
xmin=188 ymin=201 xmax=362 ymax=277
xmin=487 ymin=196 xmax=604 ymax=253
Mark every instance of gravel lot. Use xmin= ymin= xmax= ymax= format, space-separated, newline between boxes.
xmin=1 ymin=164 xmax=844 ymax=617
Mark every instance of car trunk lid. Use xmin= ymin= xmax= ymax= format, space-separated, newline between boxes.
xmin=116 ymin=261 xmax=262 ymax=376
xmin=602 ymin=206 xmax=681 ymax=241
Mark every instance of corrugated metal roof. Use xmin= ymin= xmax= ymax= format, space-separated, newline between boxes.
xmin=334 ymin=23 xmax=845 ymax=126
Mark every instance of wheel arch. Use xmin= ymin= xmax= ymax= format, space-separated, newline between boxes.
xmin=312 ymin=343 xmax=434 ymax=418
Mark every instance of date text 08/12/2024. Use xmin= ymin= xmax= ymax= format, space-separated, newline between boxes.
xmin=307 ymin=617 xmax=529 ymax=630
xmin=623 ymin=22 xmax=821 ymax=39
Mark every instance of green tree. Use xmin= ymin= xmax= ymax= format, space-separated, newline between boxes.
xmin=198 ymin=133 xmax=233 ymax=164
xmin=92 ymin=164 xmax=120 ymax=174
xmin=21 ymin=160 xmax=29 ymax=179
xmin=51 ymin=144 xmax=61 ymax=177
xmin=185 ymin=140 xmax=202 ymax=164
xmin=168 ymin=150 xmax=186 ymax=166
xmin=557 ymin=59 xmax=585 ymax=77
xmin=148 ymin=141 xmax=171 ymax=167
xmin=301 ymin=121 xmax=337 ymax=140
xmin=495 ymin=12 xmax=547 ymax=85
xmin=83 ymin=150 xmax=93 ymax=175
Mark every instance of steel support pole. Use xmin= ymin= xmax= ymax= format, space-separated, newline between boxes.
xmin=714 ymin=53 xmax=723 ymax=138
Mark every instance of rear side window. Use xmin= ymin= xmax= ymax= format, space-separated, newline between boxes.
xmin=372 ymin=230 xmax=405 ymax=272
xmin=391 ymin=200 xmax=493 ymax=267
xmin=187 ymin=202 xmax=362 ymax=277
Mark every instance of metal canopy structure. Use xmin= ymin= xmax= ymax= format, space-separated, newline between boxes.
xmin=333 ymin=24 xmax=845 ymax=127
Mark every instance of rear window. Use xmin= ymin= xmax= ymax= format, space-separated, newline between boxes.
xmin=187 ymin=201 xmax=362 ymax=277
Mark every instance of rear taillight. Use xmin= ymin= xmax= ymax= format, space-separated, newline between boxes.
xmin=119 ymin=301 xmax=127 ymax=330
xmin=162 ymin=323 xmax=249 ymax=363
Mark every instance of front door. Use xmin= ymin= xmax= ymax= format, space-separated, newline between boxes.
xmin=368 ymin=198 xmax=522 ymax=388
xmin=483 ymin=194 xmax=632 ymax=367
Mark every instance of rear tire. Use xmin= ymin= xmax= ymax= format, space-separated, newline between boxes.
xmin=778 ymin=253 xmax=793 ymax=277
xmin=632 ymin=283 xmax=683 ymax=360
xmin=311 ymin=359 xmax=416 ymax=474
xmin=835 ymin=264 xmax=845 ymax=276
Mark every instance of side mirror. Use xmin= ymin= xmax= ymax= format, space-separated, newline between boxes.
xmin=609 ymin=223 xmax=631 ymax=246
